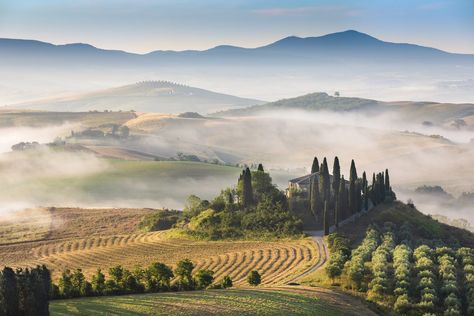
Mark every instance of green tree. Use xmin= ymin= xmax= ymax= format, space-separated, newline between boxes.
xmin=91 ymin=269 xmax=106 ymax=295
xmin=148 ymin=262 xmax=174 ymax=288
xmin=332 ymin=156 xmax=341 ymax=198
xmin=242 ymin=168 xmax=254 ymax=208
xmin=247 ymin=271 xmax=261 ymax=286
xmin=311 ymin=157 xmax=319 ymax=174
xmin=349 ymin=160 xmax=358 ymax=215
xmin=385 ymin=169 xmax=391 ymax=192
xmin=309 ymin=176 xmax=321 ymax=223
xmin=58 ymin=269 xmax=74 ymax=298
xmin=175 ymin=259 xmax=195 ymax=289
xmin=221 ymin=276 xmax=233 ymax=288
xmin=338 ymin=176 xmax=346 ymax=220
xmin=323 ymin=201 xmax=329 ymax=235
xmin=195 ymin=269 xmax=214 ymax=289
xmin=257 ymin=163 xmax=264 ymax=172
xmin=1 ymin=267 xmax=19 ymax=316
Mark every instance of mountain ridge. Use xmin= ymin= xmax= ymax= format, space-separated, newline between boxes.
xmin=1 ymin=30 xmax=471 ymax=57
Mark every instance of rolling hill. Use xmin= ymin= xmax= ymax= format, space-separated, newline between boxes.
xmin=10 ymin=81 xmax=264 ymax=113
xmin=214 ymin=92 xmax=474 ymax=129
xmin=2 ymin=30 xmax=474 ymax=104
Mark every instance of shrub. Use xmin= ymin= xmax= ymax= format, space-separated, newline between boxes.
xmin=247 ymin=271 xmax=261 ymax=286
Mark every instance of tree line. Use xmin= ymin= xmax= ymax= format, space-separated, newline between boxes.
xmin=0 ymin=265 xmax=50 ymax=316
xmin=1 ymin=259 xmax=265 ymax=315
xmin=308 ymin=156 xmax=395 ymax=234
xmin=181 ymin=164 xmax=303 ymax=239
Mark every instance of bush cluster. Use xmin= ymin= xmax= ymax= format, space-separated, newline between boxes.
xmin=436 ymin=248 xmax=461 ymax=316
xmin=367 ymin=232 xmax=395 ymax=305
xmin=347 ymin=227 xmax=379 ymax=290
xmin=325 ymin=233 xmax=351 ymax=282
xmin=53 ymin=259 xmax=233 ymax=300
xmin=392 ymin=244 xmax=413 ymax=314
xmin=457 ymin=248 xmax=474 ymax=315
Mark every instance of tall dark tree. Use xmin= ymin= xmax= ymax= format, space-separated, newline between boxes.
xmin=257 ymin=164 xmax=264 ymax=172
xmin=1 ymin=267 xmax=19 ymax=316
xmin=242 ymin=168 xmax=254 ymax=208
xmin=332 ymin=157 xmax=341 ymax=199
xmin=322 ymin=157 xmax=328 ymax=174
xmin=362 ymin=172 xmax=368 ymax=211
xmin=355 ymin=181 xmax=362 ymax=213
xmin=311 ymin=157 xmax=319 ymax=174
xmin=349 ymin=160 xmax=358 ymax=215
xmin=338 ymin=176 xmax=346 ymax=220
xmin=334 ymin=200 xmax=340 ymax=229
xmin=323 ymin=201 xmax=329 ymax=236
xmin=309 ymin=176 xmax=321 ymax=223
xmin=371 ymin=173 xmax=377 ymax=205
xmin=385 ymin=169 xmax=390 ymax=192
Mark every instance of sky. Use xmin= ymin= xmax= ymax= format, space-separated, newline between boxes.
xmin=0 ymin=0 xmax=473 ymax=54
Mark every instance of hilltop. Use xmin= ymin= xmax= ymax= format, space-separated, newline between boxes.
xmin=10 ymin=81 xmax=264 ymax=113
xmin=214 ymin=92 xmax=474 ymax=129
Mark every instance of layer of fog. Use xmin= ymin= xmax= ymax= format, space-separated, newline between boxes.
xmin=130 ymin=109 xmax=473 ymax=221
xmin=0 ymin=125 xmax=76 ymax=153
xmin=0 ymin=109 xmax=472 ymax=225
xmin=2 ymin=64 xmax=474 ymax=106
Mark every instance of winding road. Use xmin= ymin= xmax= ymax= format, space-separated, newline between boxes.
xmin=287 ymin=230 xmax=329 ymax=284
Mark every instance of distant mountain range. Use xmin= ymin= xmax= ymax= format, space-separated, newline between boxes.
xmin=1 ymin=30 xmax=474 ymax=105
xmin=11 ymin=81 xmax=264 ymax=113
xmin=2 ymin=30 xmax=473 ymax=63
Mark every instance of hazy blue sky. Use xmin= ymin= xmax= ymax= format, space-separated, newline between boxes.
xmin=0 ymin=0 xmax=473 ymax=53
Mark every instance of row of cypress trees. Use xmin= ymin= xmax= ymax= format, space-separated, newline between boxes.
xmin=308 ymin=156 xmax=393 ymax=234
xmin=0 ymin=265 xmax=51 ymax=316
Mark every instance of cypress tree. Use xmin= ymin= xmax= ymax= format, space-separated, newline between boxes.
xmin=242 ymin=168 xmax=254 ymax=208
xmin=385 ymin=169 xmax=390 ymax=192
xmin=349 ymin=160 xmax=358 ymax=215
xmin=338 ymin=176 xmax=346 ymax=220
xmin=1 ymin=267 xmax=19 ymax=316
xmin=311 ymin=157 xmax=319 ymax=174
xmin=371 ymin=173 xmax=376 ymax=206
xmin=310 ymin=176 xmax=321 ymax=223
xmin=362 ymin=172 xmax=368 ymax=211
xmin=334 ymin=200 xmax=339 ymax=229
xmin=344 ymin=187 xmax=350 ymax=219
xmin=257 ymin=164 xmax=264 ymax=172
xmin=355 ymin=181 xmax=362 ymax=213
xmin=332 ymin=156 xmax=341 ymax=199
xmin=323 ymin=201 xmax=329 ymax=235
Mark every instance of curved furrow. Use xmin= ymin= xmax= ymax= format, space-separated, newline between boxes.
xmin=263 ymin=246 xmax=298 ymax=284
xmin=271 ymin=246 xmax=307 ymax=284
xmin=232 ymin=250 xmax=264 ymax=282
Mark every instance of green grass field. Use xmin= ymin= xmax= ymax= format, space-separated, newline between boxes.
xmin=50 ymin=287 xmax=376 ymax=316
xmin=1 ymin=158 xmax=243 ymax=209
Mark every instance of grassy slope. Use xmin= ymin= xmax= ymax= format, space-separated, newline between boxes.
xmin=215 ymin=92 xmax=474 ymax=127
xmin=338 ymin=201 xmax=474 ymax=248
xmin=50 ymin=287 xmax=377 ymax=316
xmin=1 ymin=159 xmax=242 ymax=208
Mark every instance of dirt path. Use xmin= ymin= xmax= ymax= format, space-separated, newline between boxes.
xmin=287 ymin=230 xmax=329 ymax=283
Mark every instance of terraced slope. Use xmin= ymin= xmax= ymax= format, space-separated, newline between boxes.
xmin=0 ymin=208 xmax=320 ymax=285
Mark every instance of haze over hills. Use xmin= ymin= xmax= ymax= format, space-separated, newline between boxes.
xmin=216 ymin=92 xmax=474 ymax=133
xmin=1 ymin=30 xmax=474 ymax=104
xmin=10 ymin=81 xmax=264 ymax=113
